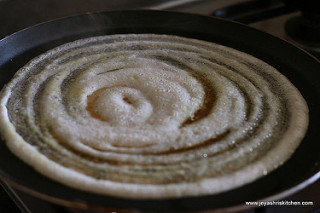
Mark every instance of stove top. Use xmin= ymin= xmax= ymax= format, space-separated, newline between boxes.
xmin=0 ymin=1 xmax=319 ymax=212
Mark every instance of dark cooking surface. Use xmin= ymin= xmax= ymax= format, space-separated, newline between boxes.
xmin=0 ymin=1 xmax=320 ymax=213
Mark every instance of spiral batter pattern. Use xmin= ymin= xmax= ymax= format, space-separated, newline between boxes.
xmin=0 ymin=34 xmax=308 ymax=198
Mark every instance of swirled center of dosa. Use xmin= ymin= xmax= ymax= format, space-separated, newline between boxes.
xmin=87 ymin=87 xmax=153 ymax=126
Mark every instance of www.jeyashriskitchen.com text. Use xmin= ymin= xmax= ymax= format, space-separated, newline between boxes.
xmin=245 ymin=200 xmax=314 ymax=207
